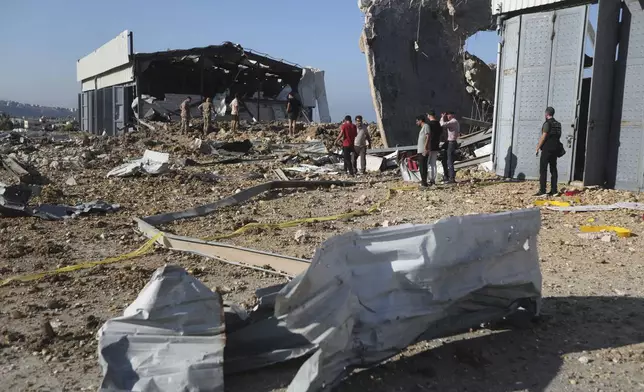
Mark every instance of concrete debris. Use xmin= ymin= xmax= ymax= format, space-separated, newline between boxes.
xmin=106 ymin=149 xmax=170 ymax=178
xmin=65 ymin=176 xmax=77 ymax=186
xmin=1 ymin=154 xmax=49 ymax=185
xmin=294 ymin=229 xmax=308 ymax=243
xmin=360 ymin=0 xmax=493 ymax=146
xmin=463 ymin=52 xmax=496 ymax=104
xmin=354 ymin=194 xmax=369 ymax=205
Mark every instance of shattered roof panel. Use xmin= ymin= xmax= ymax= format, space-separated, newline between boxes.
xmin=135 ymin=41 xmax=302 ymax=75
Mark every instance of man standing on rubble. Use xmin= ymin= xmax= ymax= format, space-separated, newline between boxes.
xmin=440 ymin=111 xmax=460 ymax=183
xmin=416 ymin=115 xmax=431 ymax=187
xmin=180 ymin=96 xmax=192 ymax=134
xmin=230 ymin=93 xmax=240 ymax=132
xmin=353 ymin=115 xmax=371 ymax=174
xmin=198 ymin=98 xmax=214 ymax=136
xmin=336 ymin=115 xmax=357 ymax=176
xmin=426 ymin=110 xmax=442 ymax=185
xmin=535 ymin=106 xmax=562 ymax=196
xmin=286 ymin=92 xmax=301 ymax=137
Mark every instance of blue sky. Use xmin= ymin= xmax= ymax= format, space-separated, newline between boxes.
xmin=0 ymin=0 xmax=499 ymax=121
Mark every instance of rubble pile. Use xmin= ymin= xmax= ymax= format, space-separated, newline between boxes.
xmin=1 ymin=121 xmax=644 ymax=391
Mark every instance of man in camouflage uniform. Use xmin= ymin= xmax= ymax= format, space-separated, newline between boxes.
xmin=179 ymin=96 xmax=192 ymax=134
xmin=198 ymin=97 xmax=214 ymax=135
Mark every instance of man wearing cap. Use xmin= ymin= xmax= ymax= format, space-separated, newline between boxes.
xmin=535 ymin=106 xmax=562 ymax=196
xmin=440 ymin=111 xmax=460 ymax=183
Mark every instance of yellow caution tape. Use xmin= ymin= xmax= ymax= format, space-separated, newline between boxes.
xmin=579 ymin=225 xmax=632 ymax=238
xmin=2 ymin=185 xmax=418 ymax=286
xmin=0 ymin=233 xmax=163 ymax=286
xmin=202 ymin=185 xmax=417 ymax=241
xmin=533 ymin=200 xmax=571 ymax=207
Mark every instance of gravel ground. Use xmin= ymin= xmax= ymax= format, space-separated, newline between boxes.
xmin=1 ymin=126 xmax=643 ymax=392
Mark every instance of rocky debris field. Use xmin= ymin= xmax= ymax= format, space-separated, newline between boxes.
xmin=1 ymin=122 xmax=644 ymax=392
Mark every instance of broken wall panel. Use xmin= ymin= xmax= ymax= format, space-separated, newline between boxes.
xmin=361 ymin=0 xmax=493 ymax=147
xmin=583 ymin=0 xmax=621 ymax=186
xmin=494 ymin=15 xmax=520 ymax=177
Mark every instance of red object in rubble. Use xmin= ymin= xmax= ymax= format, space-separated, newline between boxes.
xmin=564 ymin=190 xmax=581 ymax=196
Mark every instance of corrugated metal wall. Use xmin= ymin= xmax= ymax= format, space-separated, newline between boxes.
xmin=492 ymin=0 xmax=573 ymax=15
xmin=494 ymin=6 xmax=587 ymax=181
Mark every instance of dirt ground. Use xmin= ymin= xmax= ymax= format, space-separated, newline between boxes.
xmin=1 ymin=123 xmax=644 ymax=392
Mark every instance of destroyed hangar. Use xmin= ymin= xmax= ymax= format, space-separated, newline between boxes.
xmin=76 ymin=31 xmax=330 ymax=136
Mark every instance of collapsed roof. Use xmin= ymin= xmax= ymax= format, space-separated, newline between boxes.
xmin=135 ymin=42 xmax=304 ymax=101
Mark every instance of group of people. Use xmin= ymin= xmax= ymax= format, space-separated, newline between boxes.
xmin=335 ymin=115 xmax=371 ymax=175
xmin=416 ymin=111 xmax=460 ymax=186
xmin=179 ymin=92 xmax=302 ymax=136
xmin=335 ymin=111 xmax=461 ymax=182
xmin=179 ymin=94 xmax=241 ymax=135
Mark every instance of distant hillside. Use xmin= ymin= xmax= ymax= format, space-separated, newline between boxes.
xmin=0 ymin=100 xmax=76 ymax=119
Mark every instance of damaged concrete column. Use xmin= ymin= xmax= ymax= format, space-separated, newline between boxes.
xmin=360 ymin=0 xmax=493 ymax=146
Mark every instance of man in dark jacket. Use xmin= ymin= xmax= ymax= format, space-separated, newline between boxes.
xmin=535 ymin=106 xmax=562 ymax=196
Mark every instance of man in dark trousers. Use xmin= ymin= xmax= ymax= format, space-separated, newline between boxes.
xmin=416 ymin=115 xmax=430 ymax=187
xmin=336 ymin=115 xmax=358 ymax=176
xmin=286 ymin=92 xmax=301 ymax=137
xmin=535 ymin=106 xmax=562 ymax=196
xmin=440 ymin=111 xmax=460 ymax=183
xmin=426 ymin=110 xmax=443 ymax=185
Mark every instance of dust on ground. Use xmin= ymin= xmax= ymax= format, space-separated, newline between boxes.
xmin=1 ymin=122 xmax=643 ymax=392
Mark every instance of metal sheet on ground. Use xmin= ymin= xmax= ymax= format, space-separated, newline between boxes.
xmin=98 ymin=265 xmax=225 ymax=392
xmin=136 ymin=218 xmax=309 ymax=277
xmin=276 ymin=209 xmax=543 ymax=391
xmin=142 ymin=180 xmax=355 ymax=226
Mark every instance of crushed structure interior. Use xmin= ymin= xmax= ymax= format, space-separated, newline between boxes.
xmin=136 ymin=42 xmax=303 ymax=103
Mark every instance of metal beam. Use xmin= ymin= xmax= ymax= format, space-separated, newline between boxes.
xmin=135 ymin=218 xmax=309 ymax=277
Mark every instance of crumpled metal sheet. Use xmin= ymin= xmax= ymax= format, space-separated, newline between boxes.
xmin=31 ymin=200 xmax=120 ymax=220
xmin=273 ymin=208 xmax=542 ymax=391
xmin=98 ymin=265 xmax=225 ymax=392
xmin=107 ymin=150 xmax=169 ymax=177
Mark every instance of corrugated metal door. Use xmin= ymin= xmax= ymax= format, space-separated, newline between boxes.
xmin=546 ymin=6 xmax=588 ymax=182
xmin=499 ymin=6 xmax=587 ymax=181
xmin=494 ymin=16 xmax=521 ymax=177
xmin=614 ymin=1 xmax=644 ymax=191
xmin=88 ymin=90 xmax=96 ymax=134
xmin=81 ymin=92 xmax=90 ymax=132
xmin=511 ymin=12 xmax=554 ymax=179
xmin=113 ymin=86 xmax=125 ymax=135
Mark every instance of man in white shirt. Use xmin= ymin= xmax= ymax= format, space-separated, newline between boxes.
xmin=230 ymin=93 xmax=240 ymax=132
xmin=353 ymin=115 xmax=371 ymax=174
xmin=440 ymin=111 xmax=460 ymax=183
